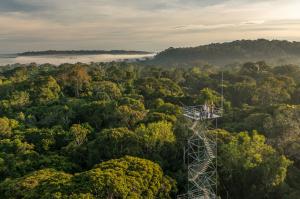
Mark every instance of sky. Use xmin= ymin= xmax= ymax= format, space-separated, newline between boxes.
xmin=0 ymin=0 xmax=300 ymax=53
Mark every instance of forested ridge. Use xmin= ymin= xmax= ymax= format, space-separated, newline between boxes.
xmin=149 ymin=39 xmax=300 ymax=66
xmin=0 ymin=61 xmax=300 ymax=198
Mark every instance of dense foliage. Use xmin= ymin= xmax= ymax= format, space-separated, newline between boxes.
xmin=0 ymin=61 xmax=299 ymax=198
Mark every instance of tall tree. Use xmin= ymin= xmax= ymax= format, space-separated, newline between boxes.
xmin=217 ymin=130 xmax=292 ymax=199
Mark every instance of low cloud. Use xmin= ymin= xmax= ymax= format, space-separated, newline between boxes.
xmin=0 ymin=0 xmax=51 ymax=13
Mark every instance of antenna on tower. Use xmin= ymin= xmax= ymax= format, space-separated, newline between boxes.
xmin=221 ymin=71 xmax=224 ymax=114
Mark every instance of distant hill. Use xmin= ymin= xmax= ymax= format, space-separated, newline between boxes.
xmin=148 ymin=39 xmax=300 ymax=66
xmin=19 ymin=50 xmax=152 ymax=56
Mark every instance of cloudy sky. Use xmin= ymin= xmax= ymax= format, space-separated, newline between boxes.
xmin=0 ymin=0 xmax=300 ymax=53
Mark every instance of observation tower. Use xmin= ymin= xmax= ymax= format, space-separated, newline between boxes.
xmin=178 ymin=74 xmax=224 ymax=199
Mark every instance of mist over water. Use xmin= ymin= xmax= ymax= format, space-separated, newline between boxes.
xmin=0 ymin=54 xmax=155 ymax=66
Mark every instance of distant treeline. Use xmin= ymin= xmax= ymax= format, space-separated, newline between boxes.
xmin=0 ymin=54 xmax=17 ymax=58
xmin=19 ymin=50 xmax=152 ymax=56
xmin=148 ymin=39 xmax=300 ymax=66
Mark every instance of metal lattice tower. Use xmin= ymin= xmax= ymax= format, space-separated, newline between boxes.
xmin=177 ymin=105 xmax=222 ymax=199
